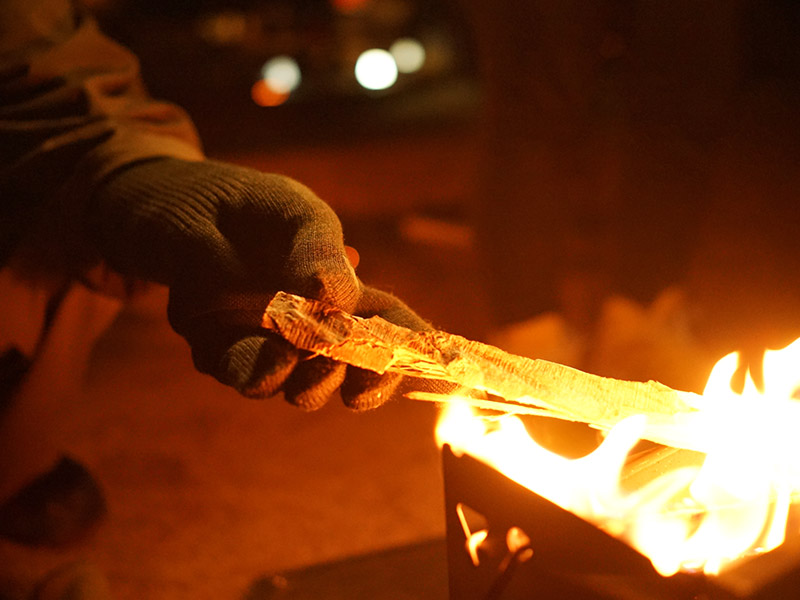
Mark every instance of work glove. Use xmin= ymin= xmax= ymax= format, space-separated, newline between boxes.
xmin=87 ymin=157 xmax=430 ymax=410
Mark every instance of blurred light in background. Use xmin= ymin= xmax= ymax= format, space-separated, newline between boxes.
xmin=101 ymin=0 xmax=480 ymax=149
xmin=389 ymin=37 xmax=425 ymax=73
xmin=355 ymin=48 xmax=398 ymax=90
xmin=250 ymin=80 xmax=289 ymax=107
xmin=196 ymin=10 xmax=247 ymax=46
xmin=261 ymin=55 xmax=302 ymax=94
xmin=331 ymin=0 xmax=371 ymax=14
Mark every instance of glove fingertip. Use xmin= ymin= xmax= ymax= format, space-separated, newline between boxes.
xmin=283 ymin=357 xmax=346 ymax=411
xmin=218 ymin=335 xmax=298 ymax=398
xmin=340 ymin=367 xmax=403 ymax=411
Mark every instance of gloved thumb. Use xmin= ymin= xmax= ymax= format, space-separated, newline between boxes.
xmin=340 ymin=284 xmax=432 ymax=410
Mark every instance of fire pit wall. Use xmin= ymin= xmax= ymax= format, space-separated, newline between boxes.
xmin=441 ymin=445 xmax=800 ymax=600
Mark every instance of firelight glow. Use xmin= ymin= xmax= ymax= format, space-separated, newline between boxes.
xmin=435 ymin=337 xmax=800 ymax=577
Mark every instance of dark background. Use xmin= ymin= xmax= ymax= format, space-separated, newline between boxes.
xmin=89 ymin=0 xmax=800 ymax=357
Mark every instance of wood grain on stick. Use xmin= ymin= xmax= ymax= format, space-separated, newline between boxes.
xmin=262 ymin=292 xmax=702 ymax=448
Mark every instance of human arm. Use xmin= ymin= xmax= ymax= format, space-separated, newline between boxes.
xmin=1 ymin=0 xmax=429 ymax=408
xmin=0 ymin=0 xmax=203 ymax=270
xmin=89 ymin=156 xmax=430 ymax=409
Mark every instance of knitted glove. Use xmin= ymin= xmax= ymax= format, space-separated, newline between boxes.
xmin=87 ymin=157 xmax=429 ymax=409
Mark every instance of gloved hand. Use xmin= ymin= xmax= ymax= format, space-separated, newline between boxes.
xmin=87 ymin=157 xmax=430 ymax=409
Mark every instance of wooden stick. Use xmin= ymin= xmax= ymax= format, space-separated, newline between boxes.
xmin=262 ymin=292 xmax=703 ymax=449
xmin=404 ymin=391 xmax=556 ymax=418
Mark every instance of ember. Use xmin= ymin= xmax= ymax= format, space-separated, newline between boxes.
xmin=436 ymin=337 xmax=800 ymax=581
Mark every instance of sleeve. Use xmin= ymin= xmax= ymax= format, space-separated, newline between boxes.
xmin=0 ymin=0 xmax=204 ymax=268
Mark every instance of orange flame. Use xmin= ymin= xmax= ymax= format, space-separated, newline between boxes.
xmin=436 ymin=337 xmax=800 ymax=577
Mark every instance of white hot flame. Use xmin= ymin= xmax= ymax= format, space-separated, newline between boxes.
xmin=436 ymin=337 xmax=800 ymax=577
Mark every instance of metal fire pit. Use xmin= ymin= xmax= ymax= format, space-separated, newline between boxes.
xmin=442 ymin=444 xmax=800 ymax=600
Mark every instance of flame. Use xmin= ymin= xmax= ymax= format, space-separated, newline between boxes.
xmin=436 ymin=337 xmax=800 ymax=577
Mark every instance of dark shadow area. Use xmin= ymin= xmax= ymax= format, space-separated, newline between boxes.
xmin=243 ymin=537 xmax=447 ymax=600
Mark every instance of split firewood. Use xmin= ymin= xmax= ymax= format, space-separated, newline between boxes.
xmin=262 ymin=292 xmax=705 ymax=451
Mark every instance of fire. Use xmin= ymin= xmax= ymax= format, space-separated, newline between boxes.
xmin=435 ymin=337 xmax=800 ymax=577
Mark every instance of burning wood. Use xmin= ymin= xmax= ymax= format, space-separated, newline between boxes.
xmin=436 ymin=335 xmax=800 ymax=580
xmin=442 ymin=444 xmax=800 ymax=600
xmin=262 ymin=292 xmax=701 ymax=449
xmin=265 ymin=293 xmax=800 ymax=582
